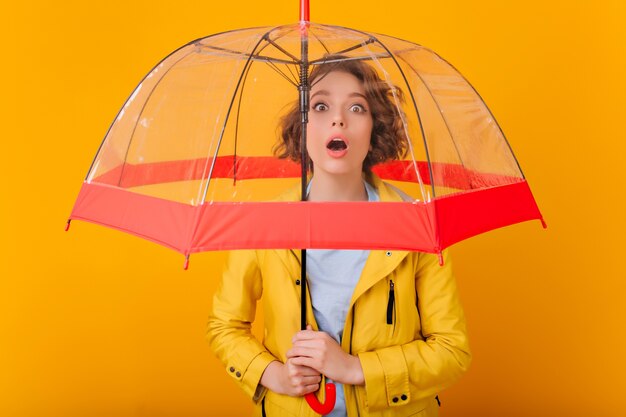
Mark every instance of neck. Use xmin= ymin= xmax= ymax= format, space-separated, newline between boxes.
xmin=307 ymin=171 xmax=368 ymax=202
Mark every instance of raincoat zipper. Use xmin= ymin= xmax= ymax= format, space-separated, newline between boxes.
xmin=386 ymin=279 xmax=395 ymax=325
xmin=349 ymin=305 xmax=361 ymax=417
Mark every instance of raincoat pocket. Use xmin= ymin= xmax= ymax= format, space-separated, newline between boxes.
xmin=354 ymin=386 xmax=435 ymax=417
xmin=386 ymin=397 xmax=437 ymax=417
xmin=406 ymin=397 xmax=438 ymax=417
xmin=260 ymin=391 xmax=304 ymax=416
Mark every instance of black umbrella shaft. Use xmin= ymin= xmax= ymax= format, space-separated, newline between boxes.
xmin=301 ymin=249 xmax=307 ymax=330
xmin=299 ymin=26 xmax=309 ymax=332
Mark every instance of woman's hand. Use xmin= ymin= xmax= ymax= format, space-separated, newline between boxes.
xmin=287 ymin=326 xmax=365 ymax=386
xmin=260 ymin=360 xmax=322 ymax=397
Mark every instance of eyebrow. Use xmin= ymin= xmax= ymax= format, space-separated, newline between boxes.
xmin=310 ymin=90 xmax=368 ymax=100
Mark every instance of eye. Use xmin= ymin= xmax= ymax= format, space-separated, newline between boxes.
xmin=350 ymin=104 xmax=367 ymax=113
xmin=313 ymin=102 xmax=328 ymax=111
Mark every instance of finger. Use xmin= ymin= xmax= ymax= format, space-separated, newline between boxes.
xmin=285 ymin=358 xmax=321 ymax=374
xmin=298 ymin=383 xmax=320 ymax=396
xmin=306 ymin=324 xmax=313 ymax=330
xmin=293 ymin=374 xmax=322 ymax=385
xmin=292 ymin=333 xmax=327 ymax=346
xmin=292 ymin=329 xmax=323 ymax=342
xmin=305 ymin=374 xmax=322 ymax=384
xmin=287 ymin=346 xmax=320 ymax=359
xmin=287 ymin=345 xmax=322 ymax=358
xmin=292 ymin=339 xmax=325 ymax=352
xmin=290 ymin=364 xmax=322 ymax=377
xmin=286 ymin=346 xmax=308 ymax=358
xmin=290 ymin=355 xmax=318 ymax=370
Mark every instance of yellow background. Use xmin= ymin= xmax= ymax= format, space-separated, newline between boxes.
xmin=1 ymin=0 xmax=625 ymax=416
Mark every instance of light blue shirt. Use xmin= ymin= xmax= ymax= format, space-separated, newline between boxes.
xmin=306 ymin=180 xmax=379 ymax=417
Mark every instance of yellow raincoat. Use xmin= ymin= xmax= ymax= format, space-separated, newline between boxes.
xmin=207 ymin=177 xmax=471 ymax=416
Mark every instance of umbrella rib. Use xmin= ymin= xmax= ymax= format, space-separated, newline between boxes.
xmin=209 ymin=28 xmax=297 ymax=187
xmin=309 ymin=48 xmax=413 ymax=65
xmin=262 ymin=35 xmax=301 ymax=63
xmin=329 ymin=27 xmax=436 ymax=198
xmin=197 ymin=44 xmax=297 ymax=65
xmin=309 ymin=30 xmax=331 ymax=54
xmin=232 ymin=62 xmax=256 ymax=184
xmin=200 ymin=30 xmax=278 ymax=204
xmin=308 ymin=52 xmax=391 ymax=68
xmin=84 ymin=35 xmax=217 ymax=184
xmin=396 ymin=54 xmax=470 ymax=185
xmin=359 ymin=48 xmax=430 ymax=201
xmin=423 ymin=52 xmax=527 ymax=178
xmin=244 ymin=31 xmax=298 ymax=85
xmin=308 ymin=53 xmax=392 ymax=90
xmin=363 ymin=36 xmax=437 ymax=200
xmin=265 ymin=60 xmax=299 ymax=87
xmin=313 ymin=37 xmax=377 ymax=61
xmin=285 ymin=63 xmax=299 ymax=85
xmin=116 ymin=49 xmax=195 ymax=188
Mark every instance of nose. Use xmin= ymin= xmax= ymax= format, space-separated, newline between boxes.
xmin=331 ymin=112 xmax=345 ymax=127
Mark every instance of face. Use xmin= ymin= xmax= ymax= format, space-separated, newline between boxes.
xmin=306 ymin=70 xmax=373 ymax=177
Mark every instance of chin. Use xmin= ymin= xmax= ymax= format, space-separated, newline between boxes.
xmin=316 ymin=162 xmax=363 ymax=177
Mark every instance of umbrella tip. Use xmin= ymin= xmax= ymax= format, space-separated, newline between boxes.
xmin=299 ymin=0 xmax=310 ymax=23
xmin=437 ymin=252 xmax=444 ymax=266
xmin=65 ymin=219 xmax=72 ymax=232
xmin=540 ymin=218 xmax=548 ymax=229
xmin=184 ymin=255 xmax=190 ymax=270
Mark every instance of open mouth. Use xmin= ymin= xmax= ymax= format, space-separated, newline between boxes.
xmin=326 ymin=138 xmax=348 ymax=151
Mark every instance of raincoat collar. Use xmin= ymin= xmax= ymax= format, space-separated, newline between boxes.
xmin=272 ymin=174 xmax=410 ymax=307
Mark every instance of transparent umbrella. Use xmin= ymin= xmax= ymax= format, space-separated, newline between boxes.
xmin=68 ymin=1 xmax=545 ymax=414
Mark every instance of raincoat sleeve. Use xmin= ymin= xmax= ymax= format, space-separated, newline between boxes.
xmin=358 ymin=250 xmax=471 ymax=411
xmin=206 ymin=250 xmax=277 ymax=402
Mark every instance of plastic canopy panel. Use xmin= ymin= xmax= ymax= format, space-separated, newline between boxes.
xmin=70 ymin=23 xmax=543 ymax=256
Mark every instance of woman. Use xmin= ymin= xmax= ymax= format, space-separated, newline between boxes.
xmin=207 ymin=57 xmax=471 ymax=417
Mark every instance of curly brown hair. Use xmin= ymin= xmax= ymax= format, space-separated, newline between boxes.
xmin=274 ymin=56 xmax=408 ymax=175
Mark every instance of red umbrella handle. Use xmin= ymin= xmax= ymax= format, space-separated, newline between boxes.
xmin=305 ymin=382 xmax=336 ymax=415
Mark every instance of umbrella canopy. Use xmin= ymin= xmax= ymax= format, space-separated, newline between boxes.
xmin=68 ymin=22 xmax=544 ymax=263
xmin=67 ymin=10 xmax=547 ymax=413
